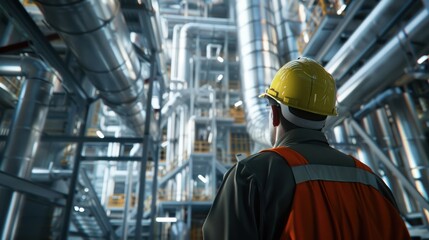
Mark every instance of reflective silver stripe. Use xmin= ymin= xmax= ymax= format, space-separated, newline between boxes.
xmin=292 ymin=165 xmax=380 ymax=190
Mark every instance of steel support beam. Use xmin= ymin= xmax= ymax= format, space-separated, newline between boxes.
xmin=60 ymin=106 xmax=88 ymax=240
xmin=0 ymin=171 xmax=66 ymax=204
xmin=135 ymin=54 xmax=157 ymax=240
xmin=158 ymin=161 xmax=189 ymax=187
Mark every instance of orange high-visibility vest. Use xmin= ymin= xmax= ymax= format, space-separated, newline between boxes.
xmin=263 ymin=147 xmax=410 ymax=240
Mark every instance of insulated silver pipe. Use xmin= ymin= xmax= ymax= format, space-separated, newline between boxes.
xmin=236 ymin=0 xmax=280 ymax=147
xmin=374 ymin=107 xmax=418 ymax=214
xmin=360 ymin=116 xmax=382 ymax=171
xmin=362 ymin=112 xmax=411 ymax=214
xmin=0 ymin=55 xmax=56 ymax=240
xmin=161 ymin=90 xmax=192 ymax=128
xmin=36 ymin=0 xmax=153 ymax=136
xmin=336 ymin=8 xmax=429 ymax=114
xmin=30 ymin=168 xmax=73 ymax=182
xmin=387 ymin=93 xmax=429 ymax=203
xmin=170 ymin=24 xmax=183 ymax=81
xmin=347 ymin=118 xmax=429 ymax=212
xmin=325 ymin=0 xmax=413 ymax=80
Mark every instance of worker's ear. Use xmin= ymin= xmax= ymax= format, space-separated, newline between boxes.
xmin=271 ymin=105 xmax=280 ymax=127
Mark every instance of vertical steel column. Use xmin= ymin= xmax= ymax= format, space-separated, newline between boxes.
xmin=223 ymin=34 xmax=230 ymax=116
xmin=187 ymin=155 xmax=193 ymax=231
xmin=149 ymin=87 xmax=163 ymax=240
xmin=121 ymin=161 xmax=134 ymax=240
xmin=135 ymin=54 xmax=157 ymax=240
xmin=149 ymin=146 xmax=159 ymax=240
xmin=60 ymin=106 xmax=89 ymax=240
xmin=210 ymin=90 xmax=217 ymax=200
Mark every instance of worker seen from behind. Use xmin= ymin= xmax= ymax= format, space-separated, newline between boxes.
xmin=202 ymin=57 xmax=410 ymax=239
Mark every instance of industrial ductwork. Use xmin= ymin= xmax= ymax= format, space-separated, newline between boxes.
xmin=336 ymin=8 xmax=429 ymax=113
xmin=236 ymin=0 xmax=280 ymax=147
xmin=325 ymin=0 xmax=414 ymax=81
xmin=0 ymin=55 xmax=56 ymax=239
xmin=36 ymin=0 xmax=155 ymax=136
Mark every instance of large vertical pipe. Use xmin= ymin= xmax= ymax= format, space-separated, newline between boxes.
xmin=236 ymin=0 xmax=280 ymax=147
xmin=170 ymin=24 xmax=183 ymax=81
xmin=0 ymin=55 xmax=56 ymax=239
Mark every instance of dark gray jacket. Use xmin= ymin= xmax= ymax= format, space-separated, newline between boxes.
xmin=202 ymin=128 xmax=397 ymax=240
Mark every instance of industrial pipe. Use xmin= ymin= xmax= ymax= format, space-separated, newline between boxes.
xmin=325 ymin=0 xmax=414 ymax=81
xmin=36 ymin=0 xmax=156 ymax=136
xmin=336 ymin=8 xmax=429 ymax=114
xmin=387 ymin=93 xmax=429 ymax=204
xmin=0 ymin=55 xmax=56 ymax=240
xmin=176 ymin=23 xmax=236 ymax=85
xmin=236 ymin=0 xmax=280 ymax=147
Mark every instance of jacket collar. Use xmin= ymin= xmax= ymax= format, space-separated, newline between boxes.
xmin=274 ymin=128 xmax=328 ymax=147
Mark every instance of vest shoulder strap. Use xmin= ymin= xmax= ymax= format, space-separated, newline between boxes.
xmin=262 ymin=147 xmax=380 ymax=191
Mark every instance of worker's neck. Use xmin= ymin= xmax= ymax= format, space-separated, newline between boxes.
xmin=273 ymin=126 xmax=286 ymax=147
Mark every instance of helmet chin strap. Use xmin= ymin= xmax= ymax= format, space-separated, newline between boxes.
xmin=280 ymin=105 xmax=326 ymax=130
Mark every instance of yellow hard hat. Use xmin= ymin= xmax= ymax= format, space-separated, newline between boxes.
xmin=259 ymin=57 xmax=337 ymax=116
